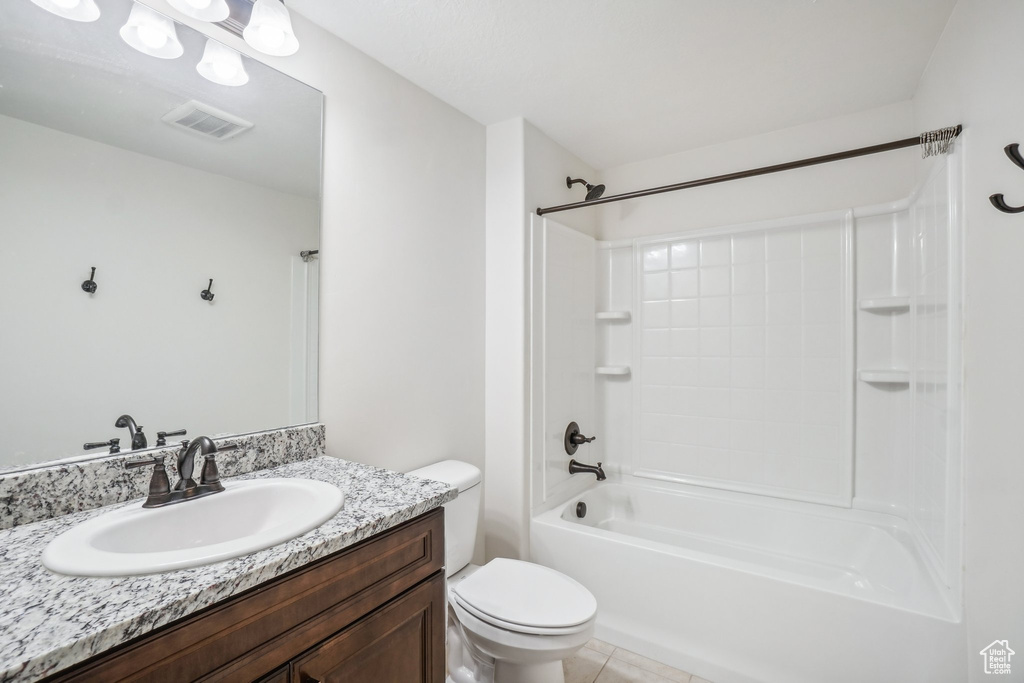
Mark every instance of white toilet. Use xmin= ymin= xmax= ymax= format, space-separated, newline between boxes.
xmin=409 ymin=460 xmax=597 ymax=683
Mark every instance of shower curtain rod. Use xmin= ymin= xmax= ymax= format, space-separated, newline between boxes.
xmin=535 ymin=125 xmax=962 ymax=216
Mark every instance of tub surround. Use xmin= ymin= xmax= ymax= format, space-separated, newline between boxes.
xmin=0 ymin=455 xmax=457 ymax=682
xmin=0 ymin=424 xmax=326 ymax=530
xmin=532 ymin=479 xmax=964 ymax=683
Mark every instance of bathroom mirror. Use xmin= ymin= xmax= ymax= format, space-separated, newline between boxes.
xmin=0 ymin=0 xmax=322 ymax=470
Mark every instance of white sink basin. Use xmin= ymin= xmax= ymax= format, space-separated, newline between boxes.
xmin=42 ymin=478 xmax=344 ymax=577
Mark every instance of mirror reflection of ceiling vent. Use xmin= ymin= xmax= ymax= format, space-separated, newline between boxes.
xmin=162 ymin=100 xmax=254 ymax=141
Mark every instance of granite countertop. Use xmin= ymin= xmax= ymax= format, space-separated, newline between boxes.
xmin=0 ymin=456 xmax=457 ymax=682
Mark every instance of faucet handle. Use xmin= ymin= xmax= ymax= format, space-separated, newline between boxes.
xmin=125 ymin=454 xmax=165 ymax=469
xmin=84 ymin=438 xmax=120 ymax=454
xmin=155 ymin=429 xmax=186 ymax=447
xmin=200 ymin=454 xmax=221 ymax=486
xmin=199 ymin=443 xmax=237 ymax=487
xmin=126 ymin=455 xmax=171 ymax=505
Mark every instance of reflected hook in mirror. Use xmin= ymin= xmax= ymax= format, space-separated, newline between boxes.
xmin=200 ymin=278 xmax=215 ymax=302
xmin=81 ymin=267 xmax=97 ymax=294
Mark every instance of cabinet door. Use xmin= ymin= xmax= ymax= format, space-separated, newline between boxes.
xmin=292 ymin=575 xmax=445 ymax=683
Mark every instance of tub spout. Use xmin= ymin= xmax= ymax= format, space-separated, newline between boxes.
xmin=569 ymin=459 xmax=606 ymax=481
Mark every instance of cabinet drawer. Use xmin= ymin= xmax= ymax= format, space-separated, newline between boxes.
xmin=48 ymin=508 xmax=443 ymax=683
xmin=292 ymin=574 xmax=445 ymax=683
xmin=255 ymin=665 xmax=289 ymax=683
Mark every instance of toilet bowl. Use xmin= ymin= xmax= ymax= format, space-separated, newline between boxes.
xmin=408 ymin=461 xmax=597 ymax=683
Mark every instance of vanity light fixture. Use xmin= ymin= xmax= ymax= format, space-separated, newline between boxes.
xmin=167 ymin=0 xmax=230 ymax=22
xmin=243 ymin=0 xmax=299 ymax=56
xmin=119 ymin=2 xmax=184 ymax=60
xmin=197 ymin=38 xmax=248 ymax=86
xmin=29 ymin=0 xmax=100 ymax=22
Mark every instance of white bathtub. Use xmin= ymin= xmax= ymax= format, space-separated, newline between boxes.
xmin=531 ymin=479 xmax=965 ymax=683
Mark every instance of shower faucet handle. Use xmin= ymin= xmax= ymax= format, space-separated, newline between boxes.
xmin=564 ymin=421 xmax=596 ymax=456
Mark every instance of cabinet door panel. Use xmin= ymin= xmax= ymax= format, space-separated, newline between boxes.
xmin=292 ymin=574 xmax=445 ymax=683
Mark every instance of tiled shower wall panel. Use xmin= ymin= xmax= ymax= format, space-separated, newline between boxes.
xmin=853 ymin=210 xmax=912 ymax=516
xmin=634 ymin=216 xmax=853 ymax=505
xmin=911 ymin=155 xmax=961 ymax=588
xmin=533 ymin=218 xmax=596 ymax=507
xmin=596 ymin=245 xmax=633 ymax=473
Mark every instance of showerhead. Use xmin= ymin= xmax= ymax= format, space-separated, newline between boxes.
xmin=566 ymin=176 xmax=606 ymax=201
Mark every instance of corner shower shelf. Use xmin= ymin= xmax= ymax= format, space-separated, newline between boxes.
xmin=596 ymin=366 xmax=631 ymax=376
xmin=857 ymin=369 xmax=910 ymax=384
xmin=596 ymin=311 xmax=631 ymax=322
xmin=858 ymin=296 xmax=911 ymax=313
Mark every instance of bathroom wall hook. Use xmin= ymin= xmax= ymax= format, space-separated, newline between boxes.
xmin=81 ymin=267 xmax=98 ymax=294
xmin=989 ymin=143 xmax=1024 ymax=213
xmin=200 ymin=278 xmax=215 ymax=302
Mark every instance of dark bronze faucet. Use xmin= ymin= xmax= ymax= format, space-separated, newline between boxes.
xmin=568 ymin=459 xmax=606 ymax=481
xmin=126 ymin=437 xmax=240 ymax=508
xmin=115 ymin=414 xmax=148 ymax=450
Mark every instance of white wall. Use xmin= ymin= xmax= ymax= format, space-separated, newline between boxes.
xmin=0 ymin=113 xmax=317 ymax=467
xmin=524 ymin=121 xmax=603 ymax=238
xmin=912 ymin=0 xmax=1024 ymax=677
xmin=596 ymin=101 xmax=918 ymax=241
xmin=146 ymin=3 xmax=487 ymax=486
xmin=485 ymin=118 xmax=600 ymax=560
xmin=485 ymin=118 xmax=528 ymax=561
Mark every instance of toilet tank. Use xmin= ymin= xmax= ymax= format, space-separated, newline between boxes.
xmin=407 ymin=460 xmax=481 ymax=577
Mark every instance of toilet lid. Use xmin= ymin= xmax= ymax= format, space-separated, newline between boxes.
xmin=451 ymin=558 xmax=597 ymax=630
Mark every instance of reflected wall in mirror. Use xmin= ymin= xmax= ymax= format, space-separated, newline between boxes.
xmin=0 ymin=0 xmax=322 ymax=470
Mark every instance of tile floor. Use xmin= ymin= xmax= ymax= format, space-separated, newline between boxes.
xmin=563 ymin=639 xmax=712 ymax=683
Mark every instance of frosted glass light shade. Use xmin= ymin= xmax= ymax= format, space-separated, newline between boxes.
xmin=120 ymin=3 xmax=184 ymax=60
xmin=29 ymin=0 xmax=100 ymax=22
xmin=197 ymin=39 xmax=249 ymax=87
xmin=167 ymin=0 xmax=229 ymax=23
xmin=243 ymin=0 xmax=299 ymax=57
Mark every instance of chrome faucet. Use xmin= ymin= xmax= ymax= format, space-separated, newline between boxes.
xmin=126 ymin=436 xmax=240 ymax=508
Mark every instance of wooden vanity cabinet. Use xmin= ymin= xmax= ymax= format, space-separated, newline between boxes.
xmin=47 ymin=508 xmax=446 ymax=683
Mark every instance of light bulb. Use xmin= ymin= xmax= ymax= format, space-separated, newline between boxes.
xmin=258 ymin=23 xmax=285 ymax=49
xmin=30 ymin=0 xmax=99 ymax=21
xmin=243 ymin=0 xmax=299 ymax=56
xmin=197 ymin=38 xmax=249 ymax=86
xmin=167 ymin=0 xmax=228 ymax=22
xmin=120 ymin=3 xmax=183 ymax=59
xmin=137 ymin=24 xmax=168 ymax=50
xmin=213 ymin=60 xmax=238 ymax=80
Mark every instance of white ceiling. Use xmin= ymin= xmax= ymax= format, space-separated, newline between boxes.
xmin=0 ymin=0 xmax=322 ymax=198
xmin=289 ymin=0 xmax=956 ymax=170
